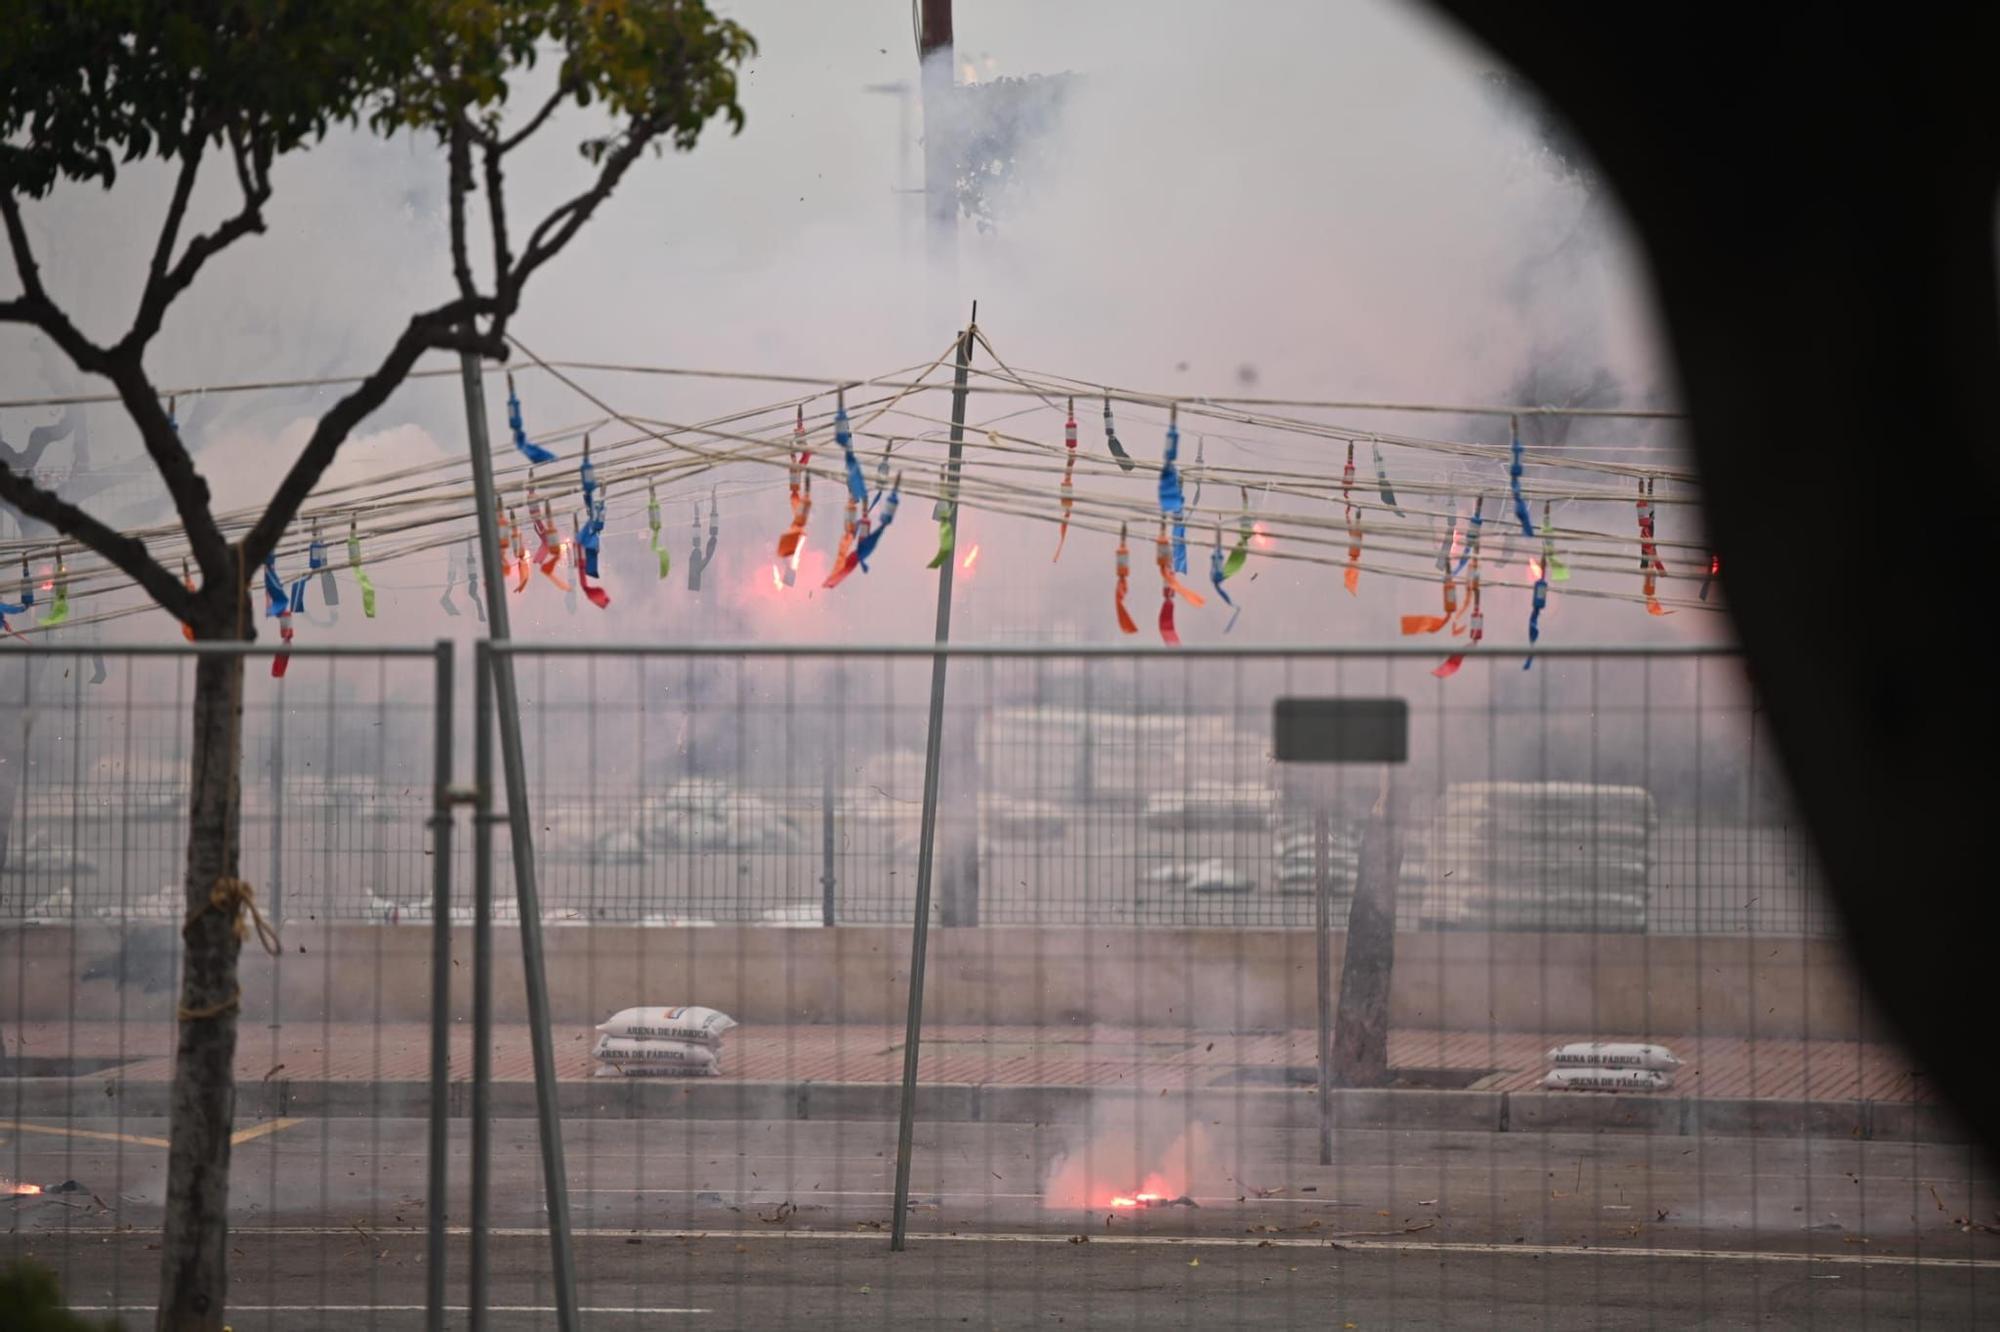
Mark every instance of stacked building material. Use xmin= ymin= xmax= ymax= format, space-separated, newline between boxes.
xmin=1419 ymin=782 xmax=1655 ymax=932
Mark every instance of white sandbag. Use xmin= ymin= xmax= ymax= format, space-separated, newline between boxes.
xmin=592 ymin=1035 xmax=721 ymax=1069
xmin=596 ymin=1006 xmax=737 ymax=1045
xmin=592 ymin=1061 xmax=719 ymax=1078
xmin=1542 ymin=1066 xmax=1674 ymax=1092
xmin=1548 ymin=1042 xmax=1681 ymax=1070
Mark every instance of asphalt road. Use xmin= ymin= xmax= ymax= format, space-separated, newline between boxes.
xmin=7 ymin=1115 xmax=1995 ymax=1327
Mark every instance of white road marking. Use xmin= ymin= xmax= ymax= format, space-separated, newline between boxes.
xmin=573 ymin=1186 xmax=1338 ymax=1206
xmin=209 ymin=1225 xmax=2000 ymax=1270
xmin=71 ymin=1306 xmax=705 ymax=1316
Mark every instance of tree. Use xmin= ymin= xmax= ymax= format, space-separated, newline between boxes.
xmin=0 ymin=5 xmax=754 ymax=1326
xmin=1330 ymin=775 xmax=1401 ymax=1088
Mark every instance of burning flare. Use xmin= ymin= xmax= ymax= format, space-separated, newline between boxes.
xmin=6 ymin=1181 xmax=41 ymax=1196
xmin=1108 ymin=1191 xmax=1197 ymax=1209
xmin=961 ymin=545 xmax=981 ymax=572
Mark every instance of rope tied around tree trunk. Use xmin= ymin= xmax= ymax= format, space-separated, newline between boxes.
xmin=176 ymin=877 xmax=281 ymax=1021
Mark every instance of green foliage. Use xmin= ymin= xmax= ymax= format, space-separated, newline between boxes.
xmin=0 ymin=1260 xmax=119 ymax=1332
xmin=0 ymin=0 xmax=755 ymax=197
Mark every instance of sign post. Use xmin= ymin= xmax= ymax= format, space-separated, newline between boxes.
xmin=1273 ymin=697 xmax=1408 ymax=1165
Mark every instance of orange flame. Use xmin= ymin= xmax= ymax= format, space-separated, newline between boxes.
xmin=771 ymin=563 xmax=784 ymax=590
xmin=7 ymin=1182 xmax=41 ymax=1196
xmin=1250 ymin=522 xmax=1273 ymax=551
xmin=1108 ymin=1191 xmax=1171 ymax=1209
xmin=1527 ymin=557 xmax=1543 ymax=583
xmin=961 ymin=545 xmax=981 ymax=571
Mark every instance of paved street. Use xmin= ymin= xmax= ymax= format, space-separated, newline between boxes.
xmin=7 ymin=1115 xmax=1995 ymax=1326
xmin=29 ymin=1229 xmax=2000 ymax=1330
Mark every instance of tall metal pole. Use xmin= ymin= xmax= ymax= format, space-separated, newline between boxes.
xmin=458 ymin=351 xmax=580 ymax=1331
xmin=1313 ymin=808 xmax=1334 ymax=1166
xmin=890 ymin=308 xmax=975 ymax=1251
xmin=267 ymin=687 xmax=284 ymax=921
xmin=424 ymin=639 xmax=455 ymax=1328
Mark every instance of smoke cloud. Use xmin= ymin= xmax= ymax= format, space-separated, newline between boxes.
xmin=1 ymin=0 xmax=1705 ymax=656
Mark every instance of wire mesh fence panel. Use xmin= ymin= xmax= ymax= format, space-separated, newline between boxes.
xmin=488 ymin=647 xmax=1832 ymax=935
xmin=2 ymin=645 xmax=457 ymax=1331
xmin=6 ymin=642 xmax=1991 ymax=1328
xmin=480 ymin=644 xmax=1990 ymax=1331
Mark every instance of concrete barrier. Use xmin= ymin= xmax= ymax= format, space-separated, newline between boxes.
xmin=5 ymin=1074 xmax=1966 ymax=1145
xmin=3 ymin=922 xmax=1881 ymax=1040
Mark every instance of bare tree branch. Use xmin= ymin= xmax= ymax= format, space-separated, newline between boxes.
xmin=481 ymin=139 xmax=513 ymax=307
xmin=92 ymin=359 xmax=235 ymax=582
xmin=7 ymin=182 xmax=232 ymax=579
xmin=1 ymin=191 xmax=114 ymax=375
xmin=447 ymin=120 xmax=479 ymax=306
xmin=0 ymin=403 xmax=80 ymax=474
xmin=239 ymin=297 xmax=499 ymax=569
xmin=0 ymin=462 xmax=190 ymax=618
xmin=500 ymin=82 xmax=570 ymax=154
xmin=513 ymin=122 xmax=662 ymax=291
xmin=143 ymin=140 xmax=208 ymax=310
xmin=123 ymin=129 xmax=270 ymax=351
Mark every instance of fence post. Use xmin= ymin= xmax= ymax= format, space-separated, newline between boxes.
xmin=1313 ymin=808 xmax=1333 ymax=1165
xmin=460 ymin=346 xmax=579 ymax=1331
xmin=470 ymin=642 xmax=494 ymax=1331
xmin=821 ymin=737 xmax=837 ymax=928
xmin=267 ymin=683 xmax=284 ymax=922
xmin=425 ymin=639 xmax=455 ymax=1330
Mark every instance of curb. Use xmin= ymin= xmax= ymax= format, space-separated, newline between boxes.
xmin=6 ymin=1077 xmax=1971 ymax=1144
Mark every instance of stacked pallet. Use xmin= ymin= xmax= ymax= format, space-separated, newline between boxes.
xmin=1417 ymin=782 xmax=1655 ymax=932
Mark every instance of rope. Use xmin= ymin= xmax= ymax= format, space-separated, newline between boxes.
xmin=177 ymin=988 xmax=241 ymax=1022
xmin=175 ymin=877 xmax=279 ymax=1020
xmin=183 ymin=876 xmax=282 ymax=957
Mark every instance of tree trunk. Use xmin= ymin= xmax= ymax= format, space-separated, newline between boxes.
xmin=157 ymin=648 xmax=247 ymax=1331
xmin=0 ymin=658 xmax=30 ymax=1062
xmin=0 ymin=658 xmax=33 ymax=894
xmin=1332 ymin=775 xmax=1402 ymax=1089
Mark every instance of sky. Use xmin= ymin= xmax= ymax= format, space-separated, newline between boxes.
xmin=0 ymin=0 xmax=1704 ymax=655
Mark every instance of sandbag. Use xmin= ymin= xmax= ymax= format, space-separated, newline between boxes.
xmin=592 ymin=1061 xmax=719 ymax=1079
xmin=592 ymin=1034 xmax=721 ymax=1071
xmin=1542 ymin=1066 xmax=1674 ymax=1092
xmin=1548 ymin=1042 xmax=1682 ymax=1070
xmin=596 ymin=1006 xmax=737 ymax=1045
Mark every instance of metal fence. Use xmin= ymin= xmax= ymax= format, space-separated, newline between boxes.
xmin=8 ymin=641 xmax=1987 ymax=1331
xmin=5 ymin=643 xmax=1830 ymax=935
xmin=1 ymin=647 xmax=444 ymax=927
xmin=496 ymin=644 xmax=1831 ymax=935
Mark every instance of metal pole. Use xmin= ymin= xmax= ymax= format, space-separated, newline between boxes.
xmin=820 ymin=735 xmax=837 ymax=928
xmin=268 ymin=686 xmax=284 ymax=922
xmin=425 ymin=638 xmax=455 ymax=1329
xmin=470 ymin=641 xmax=494 ymax=1332
xmin=891 ymin=309 xmax=975 ymax=1251
xmin=1314 ymin=808 xmax=1333 ymax=1165
xmin=458 ymin=351 xmax=580 ymax=1330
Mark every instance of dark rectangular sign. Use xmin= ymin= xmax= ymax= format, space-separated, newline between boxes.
xmin=1272 ymin=697 xmax=1408 ymax=764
